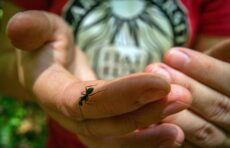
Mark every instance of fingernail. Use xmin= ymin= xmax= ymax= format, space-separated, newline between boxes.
xmin=168 ymin=49 xmax=190 ymax=69
xmin=149 ymin=66 xmax=171 ymax=82
xmin=162 ymin=101 xmax=188 ymax=117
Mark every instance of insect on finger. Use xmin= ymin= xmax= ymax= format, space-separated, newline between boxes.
xmin=78 ymin=84 xmax=105 ymax=107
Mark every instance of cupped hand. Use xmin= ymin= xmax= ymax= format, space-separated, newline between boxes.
xmin=145 ymin=47 xmax=230 ymax=147
xmin=7 ymin=11 xmax=192 ymax=147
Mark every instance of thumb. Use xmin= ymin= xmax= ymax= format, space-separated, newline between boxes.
xmin=6 ymin=10 xmax=73 ymax=51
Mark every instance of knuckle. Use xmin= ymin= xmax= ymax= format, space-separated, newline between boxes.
xmin=195 ymin=124 xmax=213 ymax=142
xmin=207 ymin=96 xmax=230 ymax=124
xmin=193 ymin=124 xmax=213 ymax=143
xmin=192 ymin=123 xmax=225 ymax=147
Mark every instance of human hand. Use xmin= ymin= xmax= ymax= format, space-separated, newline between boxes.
xmin=145 ymin=47 xmax=230 ymax=147
xmin=7 ymin=11 xmax=192 ymax=147
xmin=205 ymin=38 xmax=230 ymax=63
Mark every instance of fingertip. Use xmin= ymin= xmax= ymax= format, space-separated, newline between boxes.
xmin=146 ymin=123 xmax=184 ymax=146
xmin=145 ymin=63 xmax=172 ymax=83
xmin=169 ymin=84 xmax=192 ymax=106
xmin=159 ymin=123 xmax=185 ymax=145
xmin=161 ymin=85 xmax=192 ymax=117
xmin=164 ymin=48 xmax=191 ymax=70
xmin=7 ymin=11 xmax=53 ymax=50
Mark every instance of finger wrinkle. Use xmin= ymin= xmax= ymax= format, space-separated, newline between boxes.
xmin=208 ymin=97 xmax=230 ymax=124
xmin=192 ymin=124 xmax=225 ymax=147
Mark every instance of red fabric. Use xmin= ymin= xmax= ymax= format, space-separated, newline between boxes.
xmin=47 ymin=118 xmax=86 ymax=148
xmin=199 ymin=0 xmax=230 ymax=36
xmin=48 ymin=0 xmax=68 ymax=15
xmin=13 ymin=0 xmax=68 ymax=15
xmin=13 ymin=0 xmax=230 ymax=35
xmin=181 ymin=0 xmax=230 ymax=46
xmin=13 ymin=0 xmax=51 ymax=10
xmin=180 ymin=0 xmax=201 ymax=46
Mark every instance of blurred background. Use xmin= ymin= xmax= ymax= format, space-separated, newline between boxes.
xmin=0 ymin=96 xmax=47 ymax=148
xmin=0 ymin=1 xmax=47 ymax=147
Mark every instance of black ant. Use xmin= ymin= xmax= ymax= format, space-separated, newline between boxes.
xmin=78 ymin=85 xmax=104 ymax=106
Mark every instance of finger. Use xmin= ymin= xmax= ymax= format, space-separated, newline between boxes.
xmin=118 ymin=123 xmax=184 ymax=148
xmin=36 ymin=68 xmax=170 ymax=119
xmin=50 ymin=84 xmax=191 ymax=136
xmin=145 ymin=63 xmax=230 ymax=130
xmin=48 ymin=111 xmax=184 ymax=147
xmin=70 ymin=48 xmax=97 ymax=81
xmin=205 ymin=38 xmax=230 ymax=63
xmin=7 ymin=10 xmax=74 ymax=67
xmin=164 ymin=110 xmax=229 ymax=148
xmin=77 ymin=73 xmax=170 ymax=120
xmin=79 ymin=84 xmax=191 ymax=136
xmin=78 ymin=123 xmax=184 ymax=148
xmin=164 ymin=48 xmax=230 ymax=96
xmin=7 ymin=10 xmax=73 ymax=52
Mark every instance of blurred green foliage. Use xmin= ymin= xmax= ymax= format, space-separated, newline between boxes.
xmin=0 ymin=96 xmax=47 ymax=148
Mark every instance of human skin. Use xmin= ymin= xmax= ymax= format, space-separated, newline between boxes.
xmin=1 ymin=1 xmax=229 ymax=147
xmin=145 ymin=42 xmax=230 ymax=147
xmin=1 ymin=4 xmax=191 ymax=148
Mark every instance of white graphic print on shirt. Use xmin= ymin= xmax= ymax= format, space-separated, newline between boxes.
xmin=64 ymin=0 xmax=188 ymax=79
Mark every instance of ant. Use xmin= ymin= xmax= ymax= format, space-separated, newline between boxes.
xmin=78 ymin=84 xmax=104 ymax=106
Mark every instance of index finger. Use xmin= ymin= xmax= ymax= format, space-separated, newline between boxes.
xmin=164 ymin=48 xmax=230 ymax=96
xmin=78 ymin=73 xmax=170 ymax=120
xmin=33 ymin=64 xmax=170 ymax=120
xmin=52 ymin=71 xmax=170 ymax=120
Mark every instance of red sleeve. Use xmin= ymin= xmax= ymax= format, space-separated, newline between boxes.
xmin=13 ymin=0 xmax=51 ymax=10
xmin=198 ymin=0 xmax=230 ymax=36
xmin=47 ymin=118 xmax=86 ymax=148
xmin=12 ymin=0 xmax=68 ymax=15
